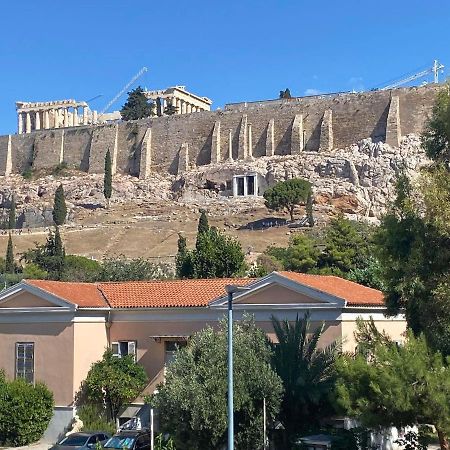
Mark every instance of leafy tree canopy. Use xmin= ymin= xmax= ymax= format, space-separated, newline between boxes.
xmin=177 ymin=211 xmax=246 ymax=279
xmin=265 ymin=217 xmax=381 ymax=288
xmin=21 ymin=227 xmax=65 ymax=280
xmin=264 ymin=178 xmax=312 ymax=221
xmin=335 ymin=331 xmax=450 ymax=450
xmin=120 ymin=86 xmax=154 ymax=121
xmin=149 ymin=315 xmax=283 ymax=450
xmin=83 ymin=350 xmax=148 ymax=422
xmin=421 ymin=84 xmax=450 ymax=163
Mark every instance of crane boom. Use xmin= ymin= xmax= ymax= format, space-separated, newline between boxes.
xmin=381 ymin=60 xmax=444 ymax=90
xmin=99 ymin=67 xmax=148 ymax=115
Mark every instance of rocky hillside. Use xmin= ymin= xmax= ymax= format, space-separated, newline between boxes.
xmin=0 ymin=134 xmax=428 ymax=261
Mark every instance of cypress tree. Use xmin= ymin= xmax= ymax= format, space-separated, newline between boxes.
xmin=52 ymin=226 xmax=65 ymax=280
xmin=104 ymin=149 xmax=112 ymax=208
xmin=8 ymin=194 xmax=16 ymax=229
xmin=5 ymin=233 xmax=14 ymax=274
xmin=52 ymin=184 xmax=67 ymax=226
xmin=306 ymin=191 xmax=314 ymax=227
xmin=197 ymin=210 xmax=209 ymax=235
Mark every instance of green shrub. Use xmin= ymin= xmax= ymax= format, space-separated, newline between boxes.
xmin=21 ymin=168 xmax=34 ymax=180
xmin=77 ymin=404 xmax=116 ymax=435
xmin=0 ymin=371 xmax=54 ymax=446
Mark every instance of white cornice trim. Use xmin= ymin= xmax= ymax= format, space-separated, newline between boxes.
xmin=209 ymin=272 xmax=347 ymax=308
xmin=0 ymin=281 xmax=77 ymax=311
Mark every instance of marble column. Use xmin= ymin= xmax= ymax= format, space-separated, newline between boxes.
xmin=82 ymin=107 xmax=88 ymax=125
xmin=18 ymin=112 xmax=23 ymax=134
xmin=35 ymin=111 xmax=41 ymax=130
xmin=228 ymin=129 xmax=233 ymax=160
xmin=25 ymin=112 xmax=31 ymax=133
xmin=56 ymin=109 xmax=62 ymax=128
xmin=73 ymin=107 xmax=78 ymax=126
xmin=93 ymin=110 xmax=98 ymax=124
xmin=44 ymin=110 xmax=50 ymax=129
xmin=181 ymin=101 xmax=186 ymax=114
xmin=63 ymin=108 xmax=69 ymax=127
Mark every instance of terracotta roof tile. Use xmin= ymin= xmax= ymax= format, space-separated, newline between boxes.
xmin=98 ymin=278 xmax=253 ymax=308
xmin=24 ymin=273 xmax=384 ymax=309
xmin=278 ymin=271 xmax=385 ymax=306
xmin=25 ymin=279 xmax=108 ymax=308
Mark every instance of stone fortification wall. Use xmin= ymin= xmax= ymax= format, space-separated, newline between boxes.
xmin=0 ymin=85 xmax=440 ymax=178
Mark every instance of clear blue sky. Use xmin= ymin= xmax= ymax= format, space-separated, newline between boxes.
xmin=1 ymin=0 xmax=449 ymax=135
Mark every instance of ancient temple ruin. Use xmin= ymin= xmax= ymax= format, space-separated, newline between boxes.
xmin=144 ymin=86 xmax=212 ymax=114
xmin=16 ymin=100 xmax=91 ymax=134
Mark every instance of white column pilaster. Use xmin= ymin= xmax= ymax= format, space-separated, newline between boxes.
xmin=63 ymin=108 xmax=69 ymax=127
xmin=228 ymin=129 xmax=233 ymax=160
xmin=73 ymin=107 xmax=78 ymax=126
xmin=82 ymin=107 xmax=88 ymax=125
xmin=248 ymin=123 xmax=253 ymax=158
xmin=18 ymin=112 xmax=23 ymax=134
xmin=44 ymin=110 xmax=50 ymax=129
xmin=25 ymin=112 xmax=31 ymax=133
xmin=35 ymin=111 xmax=41 ymax=130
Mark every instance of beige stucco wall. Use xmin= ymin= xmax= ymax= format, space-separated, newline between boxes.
xmin=0 ymin=322 xmax=75 ymax=406
xmin=73 ymin=321 xmax=108 ymax=399
xmin=240 ymin=284 xmax=324 ymax=304
xmin=109 ymin=320 xmax=214 ymax=384
xmin=341 ymin=317 xmax=407 ymax=353
xmin=261 ymin=320 xmax=342 ymax=349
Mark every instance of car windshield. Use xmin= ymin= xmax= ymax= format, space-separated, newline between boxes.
xmin=58 ymin=435 xmax=89 ymax=446
xmin=104 ymin=436 xmax=136 ymax=449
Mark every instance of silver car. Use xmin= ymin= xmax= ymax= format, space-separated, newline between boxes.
xmin=49 ymin=432 xmax=110 ymax=450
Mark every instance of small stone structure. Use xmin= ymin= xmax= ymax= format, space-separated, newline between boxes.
xmin=144 ymin=85 xmax=212 ymax=114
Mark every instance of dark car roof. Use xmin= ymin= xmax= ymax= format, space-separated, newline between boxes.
xmin=65 ymin=432 xmax=97 ymax=437
xmin=113 ymin=430 xmax=149 ymax=437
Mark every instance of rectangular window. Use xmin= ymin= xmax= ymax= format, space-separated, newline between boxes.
xmin=164 ymin=341 xmax=187 ymax=365
xmin=247 ymin=175 xmax=255 ymax=195
xmin=16 ymin=342 xmax=34 ymax=384
xmin=236 ymin=177 xmax=245 ymax=196
xmin=112 ymin=341 xmax=137 ymax=360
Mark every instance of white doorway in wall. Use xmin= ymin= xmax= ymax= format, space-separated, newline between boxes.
xmin=232 ymin=174 xmax=258 ymax=197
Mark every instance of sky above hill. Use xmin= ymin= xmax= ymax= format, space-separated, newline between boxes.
xmin=1 ymin=0 xmax=449 ymax=135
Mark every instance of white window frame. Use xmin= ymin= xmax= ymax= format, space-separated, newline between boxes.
xmin=15 ymin=342 xmax=35 ymax=384
xmin=111 ymin=341 xmax=137 ymax=361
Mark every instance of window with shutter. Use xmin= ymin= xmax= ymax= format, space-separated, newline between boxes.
xmin=111 ymin=341 xmax=137 ymax=360
xmin=16 ymin=342 xmax=34 ymax=384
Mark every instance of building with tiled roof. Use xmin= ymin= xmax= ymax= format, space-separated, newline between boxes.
xmin=0 ymin=271 xmax=405 ymax=441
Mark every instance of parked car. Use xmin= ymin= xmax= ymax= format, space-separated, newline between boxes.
xmin=103 ymin=430 xmax=152 ymax=450
xmin=50 ymin=432 xmax=111 ymax=450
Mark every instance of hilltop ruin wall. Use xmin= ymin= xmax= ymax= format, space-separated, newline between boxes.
xmin=0 ymin=85 xmax=440 ymax=178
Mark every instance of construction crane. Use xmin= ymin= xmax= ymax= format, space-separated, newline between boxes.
xmin=381 ymin=60 xmax=444 ymax=90
xmin=99 ymin=67 xmax=148 ymax=116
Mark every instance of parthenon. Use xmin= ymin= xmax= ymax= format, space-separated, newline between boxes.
xmin=16 ymin=100 xmax=90 ymax=134
xmin=144 ymin=85 xmax=212 ymax=114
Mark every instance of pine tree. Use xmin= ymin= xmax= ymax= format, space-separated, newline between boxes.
xmin=52 ymin=184 xmax=67 ymax=226
xmin=8 ymin=194 xmax=16 ymax=230
xmin=306 ymin=191 xmax=314 ymax=227
xmin=5 ymin=233 xmax=14 ymax=274
xmin=104 ymin=149 xmax=112 ymax=208
xmin=164 ymin=101 xmax=178 ymax=116
xmin=120 ymin=86 xmax=154 ymax=121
